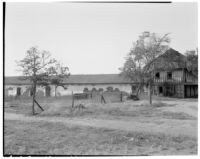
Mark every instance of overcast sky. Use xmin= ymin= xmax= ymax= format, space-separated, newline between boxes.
xmin=5 ymin=2 xmax=197 ymax=76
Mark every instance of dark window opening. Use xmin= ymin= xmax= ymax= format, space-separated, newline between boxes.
xmin=167 ymin=72 xmax=172 ymax=80
xmin=16 ymin=87 xmax=21 ymax=96
xmin=155 ymin=72 xmax=160 ymax=79
xmin=159 ymin=87 xmax=163 ymax=94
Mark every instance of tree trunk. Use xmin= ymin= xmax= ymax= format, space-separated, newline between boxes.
xmin=135 ymin=83 xmax=142 ymax=97
xmin=149 ymin=82 xmax=152 ymax=105
xmin=32 ymin=81 xmax=36 ymax=115
xmin=55 ymin=85 xmax=57 ymax=98
xmin=72 ymin=91 xmax=74 ymax=108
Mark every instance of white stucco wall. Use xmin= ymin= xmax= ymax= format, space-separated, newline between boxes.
xmin=5 ymin=85 xmax=46 ymax=96
xmin=5 ymin=84 xmax=132 ymax=97
xmin=5 ymin=85 xmax=30 ymax=96
xmin=52 ymin=84 xmax=132 ymax=96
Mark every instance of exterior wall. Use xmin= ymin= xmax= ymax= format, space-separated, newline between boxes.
xmin=185 ymin=71 xmax=198 ymax=83
xmin=5 ymin=85 xmax=30 ymax=96
xmin=154 ymin=70 xmax=183 ymax=83
xmin=153 ymin=69 xmax=198 ymax=98
xmin=4 ymin=85 xmax=46 ymax=97
xmin=4 ymin=84 xmax=132 ymax=97
xmin=184 ymin=85 xmax=198 ymax=98
xmin=52 ymin=84 xmax=132 ymax=96
xmin=154 ymin=69 xmax=197 ymax=84
xmin=153 ymin=84 xmax=184 ymax=98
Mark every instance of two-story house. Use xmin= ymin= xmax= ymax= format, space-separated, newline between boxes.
xmin=151 ymin=48 xmax=198 ymax=98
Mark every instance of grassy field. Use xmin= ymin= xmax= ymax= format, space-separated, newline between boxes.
xmin=4 ymin=120 xmax=197 ymax=155
xmin=4 ymin=95 xmax=197 ymax=121
xmin=4 ymin=95 xmax=198 ymax=155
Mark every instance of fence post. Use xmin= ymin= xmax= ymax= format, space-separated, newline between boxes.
xmin=101 ymin=92 xmax=106 ymax=104
xmin=72 ymin=91 xmax=74 ymax=108
xmin=120 ymin=91 xmax=123 ymax=102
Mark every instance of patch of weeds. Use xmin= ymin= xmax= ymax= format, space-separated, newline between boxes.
xmin=162 ymin=111 xmax=196 ymax=120
xmin=152 ymin=102 xmax=175 ymax=108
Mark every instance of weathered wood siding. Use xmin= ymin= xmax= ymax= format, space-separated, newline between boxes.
xmin=185 ymin=71 xmax=197 ymax=83
xmin=154 ymin=70 xmax=183 ymax=83
xmin=154 ymin=69 xmax=197 ymax=83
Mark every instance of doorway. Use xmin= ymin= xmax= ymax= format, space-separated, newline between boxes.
xmin=159 ymin=86 xmax=163 ymax=94
xmin=185 ymin=85 xmax=198 ymax=98
xmin=16 ymin=87 xmax=21 ymax=96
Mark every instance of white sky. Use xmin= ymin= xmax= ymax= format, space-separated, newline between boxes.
xmin=5 ymin=2 xmax=198 ymax=76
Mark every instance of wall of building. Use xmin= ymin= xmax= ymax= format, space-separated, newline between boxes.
xmin=4 ymin=83 xmax=132 ymax=97
xmin=4 ymin=85 xmax=46 ymax=97
xmin=153 ymin=84 xmax=184 ymax=98
xmin=51 ymin=84 xmax=132 ymax=96
xmin=154 ymin=70 xmax=183 ymax=83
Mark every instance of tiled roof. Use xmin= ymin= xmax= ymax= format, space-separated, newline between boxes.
xmin=5 ymin=74 xmax=134 ymax=85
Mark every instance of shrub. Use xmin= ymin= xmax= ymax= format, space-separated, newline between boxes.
xmin=114 ymin=88 xmax=120 ymax=92
xmin=91 ymin=88 xmax=97 ymax=92
xmin=98 ymin=88 xmax=104 ymax=92
xmin=83 ymin=88 xmax=89 ymax=92
xmin=106 ymin=86 xmax=113 ymax=92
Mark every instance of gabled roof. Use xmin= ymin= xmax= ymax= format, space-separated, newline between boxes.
xmin=146 ymin=48 xmax=186 ymax=72
xmin=5 ymin=74 xmax=134 ymax=85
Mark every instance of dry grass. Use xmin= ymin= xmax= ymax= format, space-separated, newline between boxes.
xmin=4 ymin=120 xmax=197 ymax=156
xmin=4 ymin=96 xmax=198 ymax=155
xmin=39 ymin=101 xmax=196 ymax=121
xmin=4 ymin=96 xmax=196 ymax=121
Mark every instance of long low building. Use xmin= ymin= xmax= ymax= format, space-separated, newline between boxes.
xmin=4 ymin=74 xmax=135 ymax=97
xmin=4 ymin=49 xmax=198 ymax=98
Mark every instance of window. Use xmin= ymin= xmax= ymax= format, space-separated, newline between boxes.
xmin=155 ymin=72 xmax=160 ymax=79
xmin=167 ymin=72 xmax=172 ymax=80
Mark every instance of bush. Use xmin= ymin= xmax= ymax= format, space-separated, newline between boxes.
xmin=114 ymin=88 xmax=120 ymax=92
xmin=83 ymin=88 xmax=89 ymax=92
xmin=91 ymin=88 xmax=97 ymax=92
xmin=98 ymin=88 xmax=104 ymax=92
xmin=106 ymin=86 xmax=113 ymax=92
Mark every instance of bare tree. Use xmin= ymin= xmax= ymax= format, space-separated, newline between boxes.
xmin=120 ymin=31 xmax=170 ymax=104
xmin=17 ymin=46 xmax=57 ymax=114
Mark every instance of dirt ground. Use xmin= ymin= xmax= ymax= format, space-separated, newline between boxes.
xmin=4 ymin=96 xmax=198 ymax=155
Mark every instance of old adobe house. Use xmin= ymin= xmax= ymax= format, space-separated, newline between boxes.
xmin=4 ymin=48 xmax=198 ymax=98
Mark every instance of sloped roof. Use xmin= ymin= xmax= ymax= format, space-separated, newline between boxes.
xmin=5 ymin=74 xmax=134 ymax=85
xmin=146 ymin=48 xmax=186 ymax=72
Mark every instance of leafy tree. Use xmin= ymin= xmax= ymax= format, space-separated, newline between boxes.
xmin=120 ymin=32 xmax=170 ymax=104
xmin=17 ymin=46 xmax=57 ymax=114
xmin=47 ymin=62 xmax=70 ymax=97
xmin=185 ymin=49 xmax=198 ymax=77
